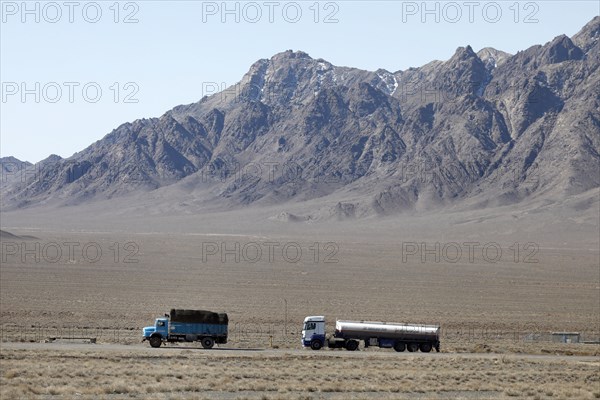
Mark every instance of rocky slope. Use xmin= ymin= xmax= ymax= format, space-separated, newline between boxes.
xmin=2 ymin=17 xmax=599 ymax=217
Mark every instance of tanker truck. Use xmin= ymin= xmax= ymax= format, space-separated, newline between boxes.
xmin=143 ymin=309 xmax=228 ymax=349
xmin=302 ymin=316 xmax=440 ymax=352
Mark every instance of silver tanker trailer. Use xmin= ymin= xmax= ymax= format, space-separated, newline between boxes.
xmin=302 ymin=316 xmax=440 ymax=352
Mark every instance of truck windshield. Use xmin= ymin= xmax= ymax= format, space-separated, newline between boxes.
xmin=157 ymin=321 xmax=165 ymax=327
xmin=304 ymin=322 xmax=316 ymax=330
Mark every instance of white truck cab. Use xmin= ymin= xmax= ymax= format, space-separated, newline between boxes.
xmin=302 ymin=315 xmax=441 ymax=352
xmin=302 ymin=315 xmax=326 ymax=350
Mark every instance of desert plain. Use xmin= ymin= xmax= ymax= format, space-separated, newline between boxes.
xmin=0 ymin=201 xmax=599 ymax=399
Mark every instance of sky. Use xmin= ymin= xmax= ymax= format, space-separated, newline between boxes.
xmin=1 ymin=0 xmax=598 ymax=163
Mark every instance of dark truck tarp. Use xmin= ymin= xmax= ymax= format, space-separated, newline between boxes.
xmin=170 ymin=309 xmax=228 ymax=325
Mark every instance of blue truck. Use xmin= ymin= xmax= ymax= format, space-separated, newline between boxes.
xmin=143 ymin=309 xmax=228 ymax=349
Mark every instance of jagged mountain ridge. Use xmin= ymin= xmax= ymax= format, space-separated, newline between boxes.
xmin=2 ymin=17 xmax=599 ymax=216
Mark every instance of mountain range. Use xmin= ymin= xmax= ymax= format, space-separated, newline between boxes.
xmin=2 ymin=17 xmax=599 ymax=220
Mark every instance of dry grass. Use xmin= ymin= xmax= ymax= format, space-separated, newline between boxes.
xmin=1 ymin=347 xmax=599 ymax=399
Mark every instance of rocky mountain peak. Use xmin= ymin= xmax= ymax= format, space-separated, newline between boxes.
xmin=0 ymin=156 xmax=30 ymax=165
xmin=477 ymin=47 xmax=512 ymax=70
xmin=271 ymin=49 xmax=312 ymax=62
xmin=40 ymin=154 xmax=63 ymax=164
xmin=453 ymin=45 xmax=477 ymax=60
xmin=540 ymin=34 xmax=584 ymax=64
xmin=430 ymin=45 xmax=488 ymax=98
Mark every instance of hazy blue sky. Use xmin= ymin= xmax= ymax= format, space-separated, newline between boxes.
xmin=1 ymin=0 xmax=598 ymax=162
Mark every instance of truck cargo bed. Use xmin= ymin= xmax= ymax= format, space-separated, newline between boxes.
xmin=170 ymin=309 xmax=228 ymax=324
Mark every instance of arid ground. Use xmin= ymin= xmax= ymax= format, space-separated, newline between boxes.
xmin=1 ymin=205 xmax=599 ymax=398
xmin=1 ymin=343 xmax=599 ymax=399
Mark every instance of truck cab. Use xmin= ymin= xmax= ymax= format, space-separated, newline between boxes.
xmin=142 ymin=317 xmax=169 ymax=347
xmin=302 ymin=316 xmax=326 ymax=350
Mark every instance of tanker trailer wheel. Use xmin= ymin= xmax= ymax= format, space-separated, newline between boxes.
xmin=407 ymin=343 xmax=419 ymax=352
xmin=394 ymin=342 xmax=406 ymax=352
xmin=310 ymin=340 xmax=323 ymax=350
xmin=345 ymin=340 xmax=359 ymax=351
xmin=419 ymin=343 xmax=432 ymax=353
xmin=201 ymin=337 xmax=215 ymax=349
xmin=149 ymin=335 xmax=162 ymax=348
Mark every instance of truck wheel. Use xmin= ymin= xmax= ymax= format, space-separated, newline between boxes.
xmin=310 ymin=340 xmax=322 ymax=350
xmin=149 ymin=336 xmax=162 ymax=348
xmin=394 ymin=342 xmax=406 ymax=352
xmin=345 ymin=340 xmax=359 ymax=351
xmin=201 ymin=337 xmax=215 ymax=349
xmin=407 ymin=343 xmax=418 ymax=352
xmin=420 ymin=343 xmax=432 ymax=353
